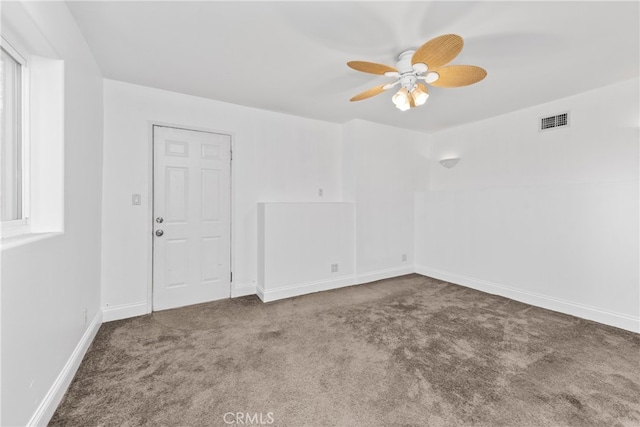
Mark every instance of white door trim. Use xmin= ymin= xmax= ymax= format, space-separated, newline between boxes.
xmin=147 ymin=121 xmax=235 ymax=313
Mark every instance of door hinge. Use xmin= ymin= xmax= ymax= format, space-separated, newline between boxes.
xmin=230 ymin=150 xmax=233 ymax=161
xmin=230 ymin=272 xmax=233 ymax=282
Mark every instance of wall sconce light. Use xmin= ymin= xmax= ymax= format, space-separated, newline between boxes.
xmin=439 ymin=157 xmax=460 ymax=169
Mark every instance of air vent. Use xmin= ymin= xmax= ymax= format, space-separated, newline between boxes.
xmin=540 ymin=112 xmax=569 ymax=131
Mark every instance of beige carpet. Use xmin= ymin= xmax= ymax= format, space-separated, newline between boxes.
xmin=50 ymin=274 xmax=640 ymax=426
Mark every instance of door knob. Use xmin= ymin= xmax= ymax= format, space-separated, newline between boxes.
xmin=155 ymin=229 xmax=164 ymax=237
xmin=155 ymin=216 xmax=164 ymax=223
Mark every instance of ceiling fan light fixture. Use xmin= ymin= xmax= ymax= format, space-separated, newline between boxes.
xmin=425 ymin=71 xmax=440 ymax=84
xmin=411 ymin=87 xmax=429 ymax=106
xmin=392 ymin=87 xmax=409 ymax=107
xmin=396 ymin=102 xmax=411 ymax=112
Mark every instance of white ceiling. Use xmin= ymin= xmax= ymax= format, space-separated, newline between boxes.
xmin=67 ymin=1 xmax=639 ymax=133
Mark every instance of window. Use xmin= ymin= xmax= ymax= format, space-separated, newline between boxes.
xmin=1 ymin=38 xmax=28 ymax=236
xmin=0 ymin=16 xmax=65 ymax=247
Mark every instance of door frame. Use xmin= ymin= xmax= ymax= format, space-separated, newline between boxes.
xmin=147 ymin=121 xmax=235 ymax=313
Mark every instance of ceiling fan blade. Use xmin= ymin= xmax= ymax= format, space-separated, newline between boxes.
xmin=349 ymin=85 xmax=388 ymax=102
xmin=412 ymin=34 xmax=463 ymax=69
xmin=429 ymin=65 xmax=487 ymax=87
xmin=417 ymin=83 xmax=428 ymax=94
xmin=347 ymin=61 xmax=398 ymax=75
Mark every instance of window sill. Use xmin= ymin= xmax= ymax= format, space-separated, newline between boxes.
xmin=1 ymin=231 xmax=63 ymax=250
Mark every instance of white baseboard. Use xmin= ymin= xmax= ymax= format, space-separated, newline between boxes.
xmin=257 ymin=275 xmax=356 ymax=302
xmin=356 ymin=266 xmax=415 ymax=285
xmin=231 ymin=284 xmax=256 ymax=298
xmin=256 ymin=267 xmax=416 ymax=303
xmin=27 ymin=310 xmax=103 ymax=427
xmin=415 ymin=265 xmax=640 ymax=333
xmin=102 ymin=301 xmax=148 ymax=322
xmin=256 ymin=285 xmax=265 ymax=301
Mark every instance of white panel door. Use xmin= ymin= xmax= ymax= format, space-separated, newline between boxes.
xmin=153 ymin=126 xmax=231 ymax=311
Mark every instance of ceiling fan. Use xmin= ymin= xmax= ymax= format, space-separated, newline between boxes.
xmin=347 ymin=34 xmax=486 ymax=111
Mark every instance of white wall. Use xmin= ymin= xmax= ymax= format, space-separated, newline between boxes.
xmin=342 ymin=119 xmax=429 ymax=283
xmin=416 ymin=78 xmax=640 ymax=332
xmin=29 ymin=56 xmax=65 ymax=233
xmin=101 ymin=80 xmax=343 ymax=318
xmin=257 ymin=202 xmax=355 ymax=301
xmin=0 ymin=2 xmax=103 ymax=425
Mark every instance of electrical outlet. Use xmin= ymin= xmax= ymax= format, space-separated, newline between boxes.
xmin=402 ymin=253 xmax=407 ymax=262
xmin=331 ymin=263 xmax=339 ymax=273
xmin=318 ymin=188 xmax=323 ymax=197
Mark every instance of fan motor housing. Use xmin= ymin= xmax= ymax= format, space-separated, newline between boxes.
xmin=399 ymin=74 xmax=417 ymax=91
xmin=396 ymin=50 xmax=416 ymax=74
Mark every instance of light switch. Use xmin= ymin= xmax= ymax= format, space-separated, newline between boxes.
xmin=132 ymin=194 xmax=141 ymax=205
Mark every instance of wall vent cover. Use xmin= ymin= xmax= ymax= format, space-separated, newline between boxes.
xmin=540 ymin=112 xmax=569 ymax=131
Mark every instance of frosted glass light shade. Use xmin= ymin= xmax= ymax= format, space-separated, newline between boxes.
xmin=411 ymin=88 xmax=429 ymax=106
xmin=439 ymin=157 xmax=460 ymax=168
xmin=392 ymin=88 xmax=409 ymax=107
